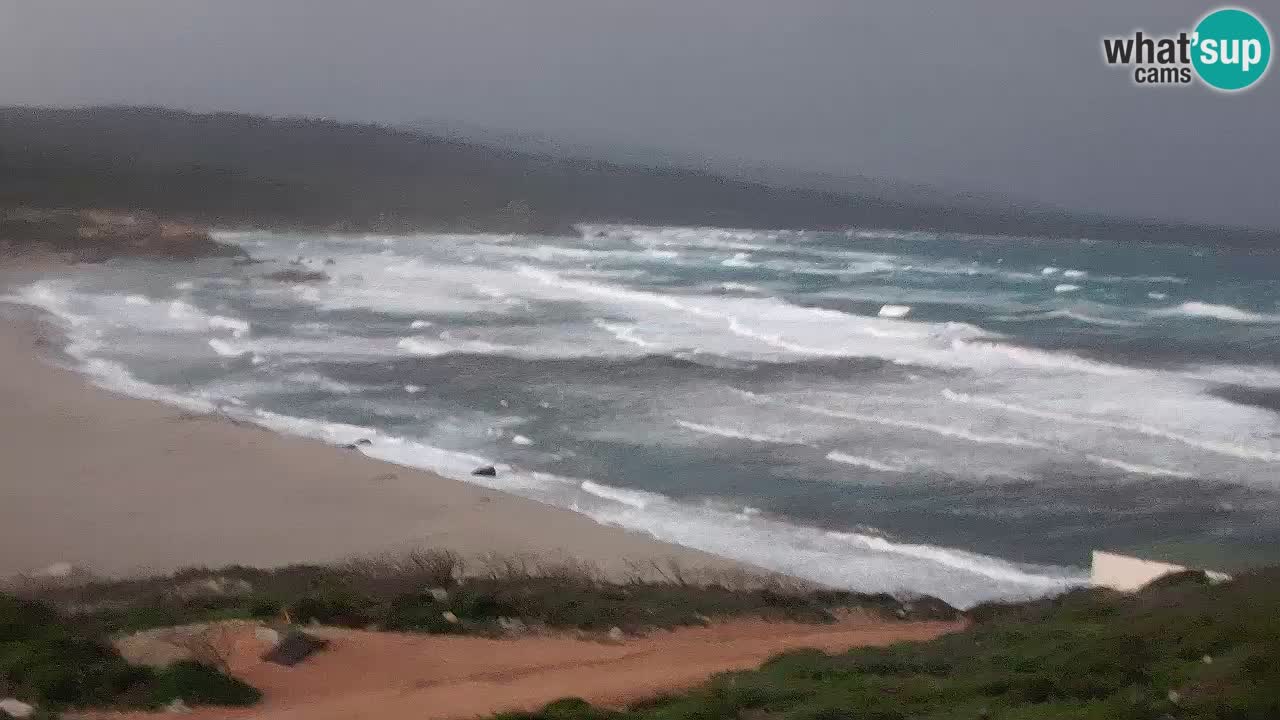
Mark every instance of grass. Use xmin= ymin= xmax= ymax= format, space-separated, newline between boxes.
xmin=16 ymin=551 xmax=955 ymax=639
xmin=484 ymin=568 xmax=1280 ymax=720
xmin=8 ymin=551 xmax=1279 ymax=718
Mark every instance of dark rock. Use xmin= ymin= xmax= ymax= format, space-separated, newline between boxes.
xmin=472 ymin=465 xmax=498 ymax=477
xmin=261 ymin=628 xmax=328 ymax=667
xmin=354 ymin=438 xmax=373 ymax=446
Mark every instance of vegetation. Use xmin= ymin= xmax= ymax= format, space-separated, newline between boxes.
xmin=14 ymin=552 xmax=953 ymax=640
xmin=0 ymin=593 xmax=259 ymax=713
xmin=2 ymin=106 xmax=1275 ymax=246
xmin=12 ymin=551 xmax=1279 ymax=718
xmin=486 ymin=568 xmax=1280 ymax=720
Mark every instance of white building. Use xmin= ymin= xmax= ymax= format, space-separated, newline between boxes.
xmin=1090 ymin=550 xmax=1231 ymax=592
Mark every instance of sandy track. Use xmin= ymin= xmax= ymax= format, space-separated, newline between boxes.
xmin=87 ymin=616 xmax=963 ymax=720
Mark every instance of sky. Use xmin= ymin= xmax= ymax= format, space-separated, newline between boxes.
xmin=1 ymin=1 xmax=1277 ymax=227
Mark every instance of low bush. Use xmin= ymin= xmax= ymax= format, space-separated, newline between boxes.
xmin=0 ymin=593 xmax=259 ymax=712
xmin=473 ymin=567 xmax=1280 ymax=720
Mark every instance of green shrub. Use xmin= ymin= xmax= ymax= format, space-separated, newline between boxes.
xmin=0 ymin=593 xmax=260 ymax=712
xmin=147 ymin=661 xmax=261 ymax=707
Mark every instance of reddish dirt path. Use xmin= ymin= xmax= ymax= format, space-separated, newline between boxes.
xmin=85 ymin=615 xmax=963 ymax=720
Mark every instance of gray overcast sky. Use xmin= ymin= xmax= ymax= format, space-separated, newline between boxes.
xmin=1 ymin=1 xmax=1277 ymax=227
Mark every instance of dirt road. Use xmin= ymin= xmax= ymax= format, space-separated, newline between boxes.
xmin=88 ymin=614 xmax=964 ymax=720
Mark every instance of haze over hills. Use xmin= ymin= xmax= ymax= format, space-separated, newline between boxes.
xmin=406 ymin=117 xmax=1064 ymax=216
xmin=1 ymin=105 xmax=1275 ymax=247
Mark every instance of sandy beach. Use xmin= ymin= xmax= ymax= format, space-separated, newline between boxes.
xmin=0 ymin=264 xmax=740 ymax=582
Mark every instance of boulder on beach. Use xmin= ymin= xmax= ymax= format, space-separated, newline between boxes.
xmin=261 ymin=628 xmax=329 ymax=667
xmin=472 ymin=465 xmax=498 ymax=477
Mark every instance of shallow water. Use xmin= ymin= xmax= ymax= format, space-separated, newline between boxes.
xmin=11 ymin=225 xmax=1280 ymax=607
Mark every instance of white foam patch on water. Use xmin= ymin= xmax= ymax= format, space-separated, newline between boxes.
xmin=207 ymin=338 xmax=249 ymax=357
xmin=825 ymin=451 xmax=905 ymax=473
xmin=1157 ymin=301 xmax=1280 ymax=324
xmin=580 ymin=480 xmax=657 ymax=509
xmin=990 ymin=309 xmax=1141 ymax=328
xmin=878 ymin=304 xmax=911 ymax=318
xmin=1054 ymin=284 xmax=1081 ymax=294
xmin=592 ymin=319 xmax=656 ymax=348
xmin=773 ymin=396 xmax=1047 ymax=449
xmin=941 ymin=389 xmax=1279 ymax=463
xmin=1083 ymin=455 xmax=1192 ymax=478
xmin=675 ymin=419 xmax=804 ymax=445
xmin=717 ymin=282 xmax=767 ymax=293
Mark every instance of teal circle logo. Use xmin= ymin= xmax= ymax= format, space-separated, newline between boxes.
xmin=1192 ymin=8 xmax=1271 ymax=91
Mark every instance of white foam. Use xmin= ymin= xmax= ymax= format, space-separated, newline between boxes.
xmin=409 ymin=319 xmax=433 ymax=329
xmin=941 ymin=389 xmax=1279 ymax=463
xmin=208 ymin=315 xmax=251 ymax=338
xmin=1084 ymin=454 xmax=1192 ymax=478
xmin=207 ymin=338 xmax=249 ymax=357
xmin=580 ymin=480 xmax=658 ymax=510
xmin=1158 ymin=301 xmax=1280 ymax=324
xmin=512 ymin=434 xmax=534 ymax=446
xmin=674 ymin=419 xmax=803 ymax=445
xmin=1041 ymin=267 xmax=1060 ymax=275
xmin=1062 ymin=269 xmax=1087 ymax=279
xmin=825 ymin=451 xmax=904 ymax=473
xmin=877 ymin=304 xmax=911 ymax=318
xmin=1148 ymin=292 xmax=1168 ymax=300
xmin=717 ymin=282 xmax=766 ymax=293
xmin=722 ymin=252 xmax=757 ymax=267
xmin=779 ymin=398 xmax=1048 ymax=449
xmin=1054 ymin=284 xmax=1081 ymax=294
xmin=593 ymin=319 xmax=656 ymax=348
xmin=404 ymin=384 xmax=423 ymax=394
xmin=124 ymin=295 xmax=151 ymax=306
xmin=991 ymin=309 xmax=1141 ymax=328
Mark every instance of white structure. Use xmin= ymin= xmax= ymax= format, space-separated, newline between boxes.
xmin=1090 ymin=550 xmax=1230 ymax=592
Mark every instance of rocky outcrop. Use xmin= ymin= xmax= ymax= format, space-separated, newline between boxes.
xmin=0 ymin=207 xmax=243 ymax=262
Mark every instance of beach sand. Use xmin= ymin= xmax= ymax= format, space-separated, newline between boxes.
xmin=0 ymin=264 xmax=741 ymax=581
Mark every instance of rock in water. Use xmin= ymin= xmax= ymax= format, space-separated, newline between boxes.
xmin=472 ymin=465 xmax=497 ymax=477
xmin=261 ymin=629 xmax=329 ymax=667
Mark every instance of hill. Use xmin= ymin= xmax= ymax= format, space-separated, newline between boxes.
xmin=1 ymin=106 xmax=1275 ymax=247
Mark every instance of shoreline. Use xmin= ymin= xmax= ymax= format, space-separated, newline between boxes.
xmin=0 ymin=265 xmax=746 ymax=582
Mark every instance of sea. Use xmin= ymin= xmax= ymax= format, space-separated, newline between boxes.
xmin=8 ymin=225 xmax=1280 ymax=607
